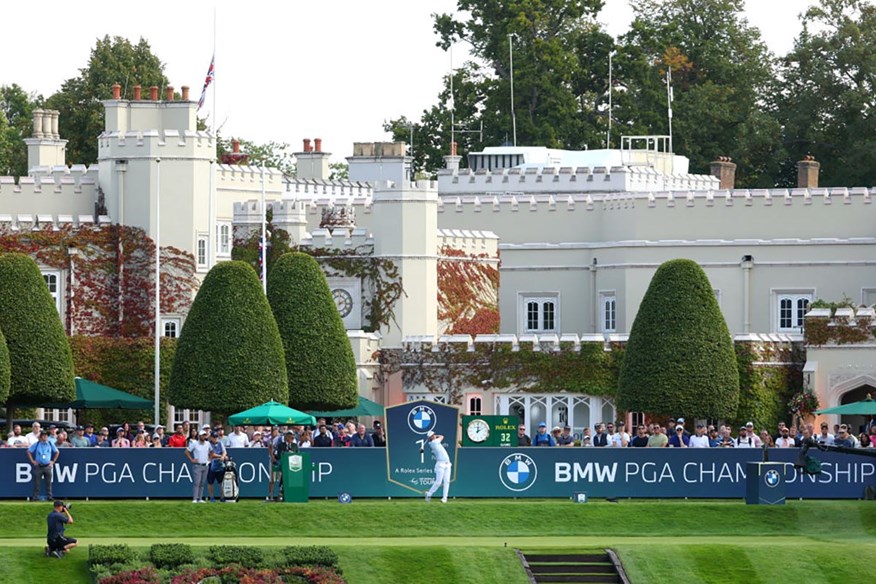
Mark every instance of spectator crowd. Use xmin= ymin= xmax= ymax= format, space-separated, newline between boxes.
xmin=515 ymin=419 xmax=876 ymax=449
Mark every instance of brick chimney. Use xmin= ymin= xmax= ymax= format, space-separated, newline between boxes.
xmin=149 ymin=85 xmax=159 ymax=101
xmin=303 ymin=139 xmax=312 ymax=153
xmin=797 ymin=155 xmax=820 ymax=189
xmin=181 ymin=86 xmax=190 ymax=101
xmin=111 ymin=83 xmax=121 ymax=100
xmin=165 ymin=86 xmax=174 ymax=101
xmin=220 ymin=138 xmax=249 ymax=165
xmin=296 ymin=137 xmax=330 ymax=180
xmin=133 ymin=85 xmax=142 ymax=100
xmin=710 ymin=156 xmax=736 ymax=190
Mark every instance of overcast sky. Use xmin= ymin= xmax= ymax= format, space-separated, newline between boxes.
xmin=1 ymin=0 xmax=815 ymax=163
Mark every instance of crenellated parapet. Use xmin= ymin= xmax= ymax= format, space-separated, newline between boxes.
xmin=438 ymin=228 xmax=499 ymax=257
xmin=98 ymin=129 xmax=215 ymax=157
xmin=0 ymin=168 xmax=98 ymax=218
xmin=285 ymin=177 xmax=373 ymax=198
xmin=437 ymin=165 xmax=719 ymax=195
xmin=216 ymin=164 xmax=285 ymax=189
xmin=300 ymin=227 xmax=374 ymax=251
xmin=0 ymin=213 xmax=111 ymax=234
xmin=804 ymin=305 xmax=876 ymax=346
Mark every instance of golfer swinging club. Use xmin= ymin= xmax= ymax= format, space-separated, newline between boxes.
xmin=422 ymin=430 xmax=451 ymax=503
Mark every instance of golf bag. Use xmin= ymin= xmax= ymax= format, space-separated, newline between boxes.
xmin=221 ymin=459 xmax=239 ymax=502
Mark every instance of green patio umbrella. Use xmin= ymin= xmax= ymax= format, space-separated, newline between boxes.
xmin=816 ymin=394 xmax=876 ymax=416
xmin=307 ymin=396 xmax=385 ymax=419
xmin=227 ymin=401 xmax=316 ymax=426
xmin=42 ymin=377 xmax=153 ymax=409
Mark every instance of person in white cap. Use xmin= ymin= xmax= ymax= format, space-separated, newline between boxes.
xmin=422 ymin=430 xmax=451 ymax=503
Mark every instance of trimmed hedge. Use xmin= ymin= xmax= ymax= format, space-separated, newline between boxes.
xmin=207 ymin=545 xmax=264 ymax=568
xmin=282 ymin=546 xmax=339 ymax=568
xmin=0 ymin=253 xmax=75 ymax=405
xmin=88 ymin=543 xmax=136 ymax=566
xmin=168 ymin=261 xmax=288 ymax=412
xmin=0 ymin=326 xmax=9 ymax=404
xmin=267 ymin=253 xmax=357 ymax=411
xmin=618 ymin=259 xmax=739 ymax=419
xmin=149 ymin=543 xmax=194 ymax=569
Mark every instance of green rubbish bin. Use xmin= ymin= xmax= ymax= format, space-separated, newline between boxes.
xmin=280 ymin=450 xmax=310 ymax=502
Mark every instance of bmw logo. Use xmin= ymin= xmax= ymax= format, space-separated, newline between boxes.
xmin=407 ymin=405 xmax=437 ymax=434
xmin=499 ymin=453 xmax=538 ymax=492
xmin=764 ymin=469 xmax=780 ymax=488
xmin=338 ymin=492 xmax=352 ymax=504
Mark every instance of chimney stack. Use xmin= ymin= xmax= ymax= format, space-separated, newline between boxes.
xmin=797 ymin=155 xmax=820 ymax=189
xmin=232 ymin=139 xmax=240 ymax=153
xmin=181 ymin=86 xmax=190 ymax=101
xmin=133 ymin=85 xmax=142 ymax=100
xmin=303 ymin=138 xmax=312 ymax=153
xmin=111 ymin=83 xmax=121 ymax=100
xmin=710 ymin=156 xmax=736 ymax=190
xmin=165 ymin=86 xmax=174 ymax=101
xmin=296 ymin=137 xmax=330 ymax=180
xmin=149 ymin=85 xmax=159 ymax=101
xmin=314 ymin=138 xmax=322 ymax=153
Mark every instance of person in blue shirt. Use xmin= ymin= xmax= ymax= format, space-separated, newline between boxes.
xmin=532 ymin=422 xmax=556 ymax=446
xmin=46 ymin=500 xmax=77 ymax=558
xmin=27 ymin=430 xmax=59 ymax=501
xmin=350 ymin=424 xmax=374 ymax=447
xmin=206 ymin=432 xmax=227 ymax=502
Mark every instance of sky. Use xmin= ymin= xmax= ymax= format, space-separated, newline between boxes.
xmin=0 ymin=0 xmax=817 ymax=163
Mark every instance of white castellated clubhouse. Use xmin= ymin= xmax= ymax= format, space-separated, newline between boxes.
xmin=2 ymin=84 xmax=875 ymax=435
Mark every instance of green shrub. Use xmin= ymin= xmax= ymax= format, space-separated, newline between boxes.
xmin=281 ymin=546 xmax=339 ymax=568
xmin=0 ymin=326 xmax=10 ymax=405
xmin=267 ymin=252 xmax=357 ymax=410
xmin=618 ymin=259 xmax=740 ymax=419
xmin=207 ymin=545 xmax=264 ymax=568
xmin=149 ymin=543 xmax=194 ymax=568
xmin=0 ymin=253 xmax=75 ymax=405
xmin=88 ymin=544 xmax=136 ymax=566
xmin=168 ymin=261 xmax=287 ymax=412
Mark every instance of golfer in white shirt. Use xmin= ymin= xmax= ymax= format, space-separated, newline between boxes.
xmin=423 ymin=430 xmax=451 ymax=503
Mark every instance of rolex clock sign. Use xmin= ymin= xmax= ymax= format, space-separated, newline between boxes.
xmin=385 ymin=400 xmax=460 ymax=494
xmin=462 ymin=415 xmax=517 ymax=447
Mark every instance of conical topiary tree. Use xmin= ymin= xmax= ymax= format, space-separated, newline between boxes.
xmin=168 ymin=261 xmax=288 ymax=412
xmin=267 ymin=252 xmax=358 ymax=411
xmin=0 ymin=327 xmax=10 ymax=405
xmin=618 ymin=258 xmax=739 ymax=419
xmin=0 ymin=253 xmax=75 ymax=407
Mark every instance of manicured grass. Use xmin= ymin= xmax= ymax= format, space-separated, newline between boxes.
xmin=615 ymin=543 xmax=875 ymax=583
xmin=1 ymin=499 xmax=873 ymax=539
xmin=0 ymin=547 xmax=91 ymax=584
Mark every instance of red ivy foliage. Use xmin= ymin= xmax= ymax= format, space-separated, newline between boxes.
xmin=166 ymin=565 xmax=346 ymax=584
xmin=0 ymin=223 xmax=196 ymax=337
xmin=98 ymin=567 xmax=161 ymax=584
xmin=437 ymin=246 xmax=499 ymax=335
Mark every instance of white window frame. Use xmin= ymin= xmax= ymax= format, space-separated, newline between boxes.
xmin=497 ymin=393 xmax=614 ymax=442
xmin=861 ymin=287 xmax=876 ymax=307
xmin=599 ymin=292 xmax=617 ymax=333
xmin=405 ymin=393 xmax=449 ymax=404
xmin=467 ymin=394 xmax=483 ymax=416
xmin=162 ymin=317 xmax=182 ymax=339
xmin=196 ymin=234 xmax=209 ymax=270
xmin=42 ymin=269 xmax=63 ymax=315
xmin=773 ymin=289 xmax=814 ymax=333
xmin=170 ymin=406 xmax=209 ymax=428
xmin=40 ymin=408 xmax=74 ymax=424
xmin=518 ymin=293 xmax=559 ymax=334
xmin=217 ymin=222 xmax=232 ymax=257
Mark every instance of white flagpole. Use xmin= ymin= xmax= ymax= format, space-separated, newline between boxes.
xmin=509 ymin=34 xmax=517 ymax=147
xmin=153 ymin=158 xmax=162 ymax=427
xmin=667 ymin=66 xmax=673 ymax=154
xmin=450 ymin=46 xmax=455 ymax=154
xmin=261 ymin=166 xmax=267 ymax=294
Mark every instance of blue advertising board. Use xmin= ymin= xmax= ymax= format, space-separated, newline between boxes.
xmin=0 ymin=447 xmax=873 ymax=499
xmin=385 ymin=400 xmax=460 ymax=494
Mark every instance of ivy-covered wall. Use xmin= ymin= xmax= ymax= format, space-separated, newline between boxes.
xmin=437 ymin=246 xmax=499 ymax=336
xmin=0 ymin=224 xmax=196 ymax=337
xmin=732 ymin=342 xmax=804 ymax=431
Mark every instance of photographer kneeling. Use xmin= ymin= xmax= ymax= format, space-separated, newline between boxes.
xmin=46 ymin=500 xmax=77 ymax=558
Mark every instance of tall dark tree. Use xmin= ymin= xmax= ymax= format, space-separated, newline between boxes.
xmin=617 ymin=0 xmax=781 ymax=187
xmin=267 ymin=252 xmax=358 ymax=411
xmin=0 ymin=326 xmax=10 ymax=406
xmin=0 ymin=84 xmax=44 ymax=177
xmin=0 ymin=253 xmax=76 ymax=422
xmin=46 ymin=36 xmax=168 ymax=165
xmin=168 ymin=261 xmax=288 ymax=412
xmin=618 ymin=259 xmax=739 ymax=419
xmin=774 ymin=0 xmax=876 ymax=186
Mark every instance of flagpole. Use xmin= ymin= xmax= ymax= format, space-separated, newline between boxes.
xmin=260 ymin=166 xmax=267 ymax=294
xmin=153 ymin=158 xmax=162 ymax=427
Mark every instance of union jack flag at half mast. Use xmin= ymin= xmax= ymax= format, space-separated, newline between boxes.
xmin=197 ymin=55 xmax=215 ymax=110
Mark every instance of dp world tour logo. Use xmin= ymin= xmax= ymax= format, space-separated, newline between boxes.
xmin=764 ymin=469 xmax=780 ymax=488
xmin=499 ymin=453 xmax=538 ymax=492
xmin=407 ymin=405 xmax=437 ymax=434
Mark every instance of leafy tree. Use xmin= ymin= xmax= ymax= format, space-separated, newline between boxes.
xmin=389 ymin=0 xmax=613 ymax=175
xmin=46 ymin=36 xmax=169 ymax=165
xmin=0 ymin=84 xmax=44 ymax=177
xmin=0 ymin=326 xmax=10 ymax=405
xmin=617 ymin=0 xmax=781 ymax=187
xmin=618 ymin=258 xmax=739 ymax=419
xmin=216 ymin=135 xmax=296 ymax=176
xmin=267 ymin=252 xmax=358 ymax=411
xmin=328 ymin=162 xmax=349 ymax=181
xmin=774 ymin=0 xmax=876 ymax=186
xmin=0 ymin=253 xmax=76 ymax=409
xmin=168 ymin=261 xmax=288 ymax=412
xmin=231 ymin=207 xmax=294 ymax=274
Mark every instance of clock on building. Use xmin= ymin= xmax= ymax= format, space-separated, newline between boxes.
xmin=332 ymin=288 xmax=354 ymax=318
